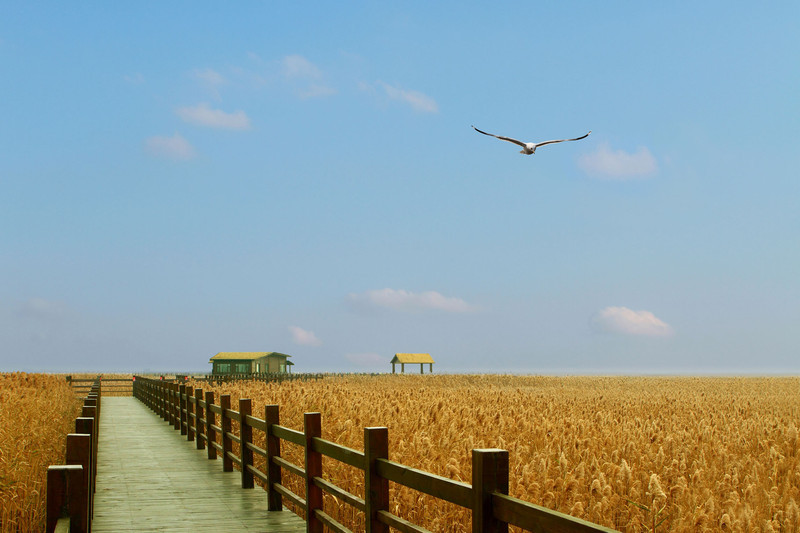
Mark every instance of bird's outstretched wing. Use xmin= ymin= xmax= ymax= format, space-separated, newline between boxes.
xmin=533 ymin=131 xmax=592 ymax=149
xmin=471 ymin=125 xmax=528 ymax=149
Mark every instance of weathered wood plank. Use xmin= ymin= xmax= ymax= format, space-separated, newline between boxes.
xmin=492 ymin=493 xmax=619 ymax=533
xmin=376 ymin=458 xmax=472 ymax=508
xmin=91 ymin=397 xmax=305 ymax=532
xmin=311 ymin=436 xmax=365 ymax=469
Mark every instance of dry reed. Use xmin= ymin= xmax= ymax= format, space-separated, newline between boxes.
xmin=191 ymin=374 xmax=800 ymax=533
xmin=0 ymin=373 xmax=82 ymax=533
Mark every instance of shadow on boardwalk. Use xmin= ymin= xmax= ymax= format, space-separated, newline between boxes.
xmin=92 ymin=397 xmax=304 ymax=532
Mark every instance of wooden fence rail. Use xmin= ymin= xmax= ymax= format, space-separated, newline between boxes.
xmin=133 ymin=376 xmax=617 ymax=533
xmin=68 ymin=376 xmax=132 ymax=396
xmin=46 ymin=381 xmax=101 ymax=533
xmin=197 ymin=372 xmax=326 ymax=384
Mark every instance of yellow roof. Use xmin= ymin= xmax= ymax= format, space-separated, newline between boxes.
xmin=391 ymin=353 xmax=434 ymax=364
xmin=209 ymin=352 xmax=292 ymax=362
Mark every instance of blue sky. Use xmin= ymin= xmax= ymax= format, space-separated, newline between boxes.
xmin=1 ymin=3 xmax=798 ymax=373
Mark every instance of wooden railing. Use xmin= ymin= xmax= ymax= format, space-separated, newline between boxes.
xmin=133 ymin=376 xmax=617 ymax=532
xmin=68 ymin=376 xmax=133 ymax=396
xmin=198 ymin=372 xmax=325 ymax=384
xmin=46 ymin=381 xmax=100 ymax=533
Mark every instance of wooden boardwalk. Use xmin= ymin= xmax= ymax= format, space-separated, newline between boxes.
xmin=91 ymin=397 xmax=305 ymax=532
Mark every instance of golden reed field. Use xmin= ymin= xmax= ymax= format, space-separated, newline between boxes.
xmin=191 ymin=374 xmax=800 ymax=533
xmin=0 ymin=373 xmax=81 ymax=533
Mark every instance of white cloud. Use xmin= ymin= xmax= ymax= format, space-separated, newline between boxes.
xmin=194 ymin=68 xmax=226 ymax=86
xmin=579 ymin=143 xmax=657 ymax=179
xmin=299 ymin=84 xmax=337 ymax=99
xmin=123 ymin=72 xmax=145 ymax=84
xmin=289 ymin=325 xmax=322 ymax=347
xmin=16 ymin=298 xmax=66 ymax=320
xmin=176 ymin=103 xmax=251 ymax=130
xmin=282 ymin=54 xmax=322 ymax=79
xmin=280 ymin=55 xmax=335 ymax=98
xmin=345 ymin=352 xmax=384 ymax=367
xmin=348 ymin=288 xmax=477 ymax=313
xmin=377 ymin=82 xmax=439 ymax=113
xmin=592 ymin=306 xmax=673 ymax=337
xmin=144 ymin=133 xmax=195 ymax=160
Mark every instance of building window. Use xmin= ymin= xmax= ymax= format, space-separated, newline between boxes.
xmin=235 ymin=363 xmax=249 ymax=373
xmin=217 ymin=363 xmax=231 ymax=373
xmin=255 ymin=363 xmax=260 ymax=373
xmin=280 ymin=363 xmax=286 ymax=373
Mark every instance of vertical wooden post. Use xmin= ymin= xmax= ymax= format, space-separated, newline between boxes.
xmin=364 ymin=427 xmax=389 ymax=533
xmin=239 ymin=398 xmax=253 ymax=488
xmin=173 ymin=384 xmax=181 ymax=430
xmin=195 ymin=388 xmax=205 ymax=450
xmin=75 ymin=417 xmax=95 ymax=472
xmin=65 ymin=433 xmax=93 ymax=525
xmin=167 ymin=382 xmax=174 ymax=424
xmin=157 ymin=381 xmax=163 ymax=419
xmin=304 ymin=412 xmax=323 ymax=533
xmin=76 ymin=414 xmax=97 ymax=499
xmin=392 ymin=363 xmax=395 ymax=374
xmin=401 ymin=363 xmax=405 ymax=373
xmin=185 ymin=385 xmax=194 ymax=441
xmin=420 ymin=363 xmax=424 ymax=374
xmin=265 ymin=404 xmax=282 ymax=511
xmin=84 ymin=397 xmax=98 ymax=427
xmin=205 ymin=391 xmax=216 ymax=460
xmin=472 ymin=449 xmax=509 ymax=533
xmin=47 ymin=465 xmax=87 ymax=533
xmin=220 ymin=394 xmax=232 ymax=472
xmin=179 ymin=384 xmax=187 ymax=435
xmin=161 ymin=381 xmax=168 ymax=421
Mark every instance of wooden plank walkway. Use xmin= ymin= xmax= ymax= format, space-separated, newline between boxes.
xmin=92 ymin=397 xmax=305 ymax=532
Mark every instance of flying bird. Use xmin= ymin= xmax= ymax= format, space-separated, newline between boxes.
xmin=472 ymin=125 xmax=591 ymax=155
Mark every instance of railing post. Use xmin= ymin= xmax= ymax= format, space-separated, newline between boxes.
xmin=76 ymin=412 xmax=97 ymax=500
xmin=160 ymin=381 xmax=167 ymax=420
xmin=364 ymin=427 xmax=389 ymax=533
xmin=85 ymin=396 xmax=99 ymax=429
xmin=164 ymin=382 xmax=171 ymax=422
xmin=205 ymin=391 xmax=216 ymax=460
xmin=195 ymin=388 xmax=205 ymax=450
xmin=220 ymin=394 xmax=233 ymax=472
xmin=172 ymin=384 xmax=181 ymax=430
xmin=46 ymin=465 xmax=87 ymax=533
xmin=472 ymin=449 xmax=509 ymax=533
xmin=265 ymin=404 xmax=282 ymax=511
xmin=304 ymin=412 xmax=323 ymax=533
xmin=186 ymin=385 xmax=194 ymax=441
xmin=65 ymin=433 xmax=93 ymax=527
xmin=239 ymin=398 xmax=253 ymax=489
xmin=179 ymin=384 xmax=187 ymax=435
